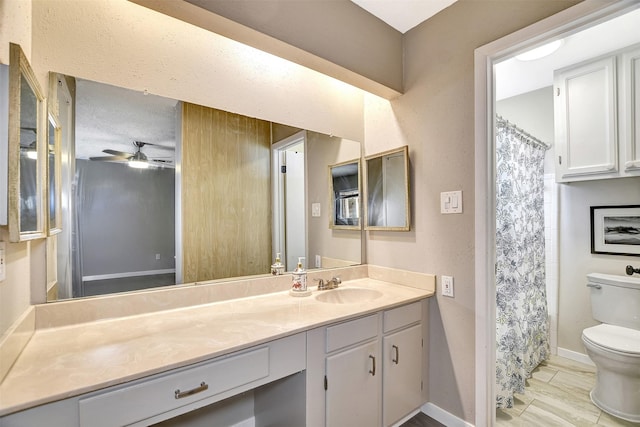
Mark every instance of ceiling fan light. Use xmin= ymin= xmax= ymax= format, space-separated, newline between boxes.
xmin=129 ymin=159 xmax=150 ymax=169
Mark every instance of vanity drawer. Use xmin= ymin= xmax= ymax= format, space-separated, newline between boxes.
xmin=79 ymin=346 xmax=269 ymax=427
xmin=326 ymin=314 xmax=378 ymax=353
xmin=383 ymin=301 xmax=421 ymax=333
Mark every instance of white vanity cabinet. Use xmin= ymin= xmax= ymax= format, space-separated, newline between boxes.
xmin=554 ymin=43 xmax=640 ymax=182
xmin=0 ymin=333 xmax=306 ymax=427
xmin=382 ymin=302 xmax=423 ymax=427
xmin=306 ymin=300 xmax=425 ymax=427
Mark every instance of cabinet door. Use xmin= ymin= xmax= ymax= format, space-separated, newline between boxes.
xmin=622 ymin=46 xmax=640 ymax=173
xmin=554 ymin=56 xmax=618 ymax=181
xmin=382 ymin=324 xmax=422 ymax=427
xmin=325 ymin=340 xmax=381 ymax=427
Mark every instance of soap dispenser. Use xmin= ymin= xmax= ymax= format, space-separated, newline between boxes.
xmin=290 ymin=257 xmax=311 ymax=297
xmin=271 ymin=253 xmax=284 ymax=276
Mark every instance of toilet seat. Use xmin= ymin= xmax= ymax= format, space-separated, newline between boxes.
xmin=582 ymin=324 xmax=640 ymax=355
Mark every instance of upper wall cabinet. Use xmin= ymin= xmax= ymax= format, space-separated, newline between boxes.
xmin=5 ymin=43 xmax=47 ymax=242
xmin=554 ymin=43 xmax=640 ymax=183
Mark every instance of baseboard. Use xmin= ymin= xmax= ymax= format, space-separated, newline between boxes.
xmin=557 ymin=347 xmax=594 ymax=366
xmin=422 ymin=402 xmax=475 ymax=427
xmin=390 ymin=408 xmax=421 ymax=427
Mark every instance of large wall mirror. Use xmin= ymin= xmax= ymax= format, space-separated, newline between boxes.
xmin=46 ymin=74 xmax=362 ymax=301
xmin=364 ymin=146 xmax=410 ymax=231
xmin=5 ymin=43 xmax=47 ymax=242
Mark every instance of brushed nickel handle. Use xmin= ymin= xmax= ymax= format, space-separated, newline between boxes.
xmin=369 ymin=355 xmax=376 ymax=376
xmin=587 ymin=283 xmax=602 ymax=290
xmin=175 ymin=381 xmax=208 ymax=399
xmin=392 ymin=345 xmax=399 ymax=364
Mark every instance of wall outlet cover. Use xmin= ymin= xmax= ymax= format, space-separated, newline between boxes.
xmin=311 ymin=203 xmax=321 ymax=217
xmin=442 ymin=275 xmax=454 ymax=297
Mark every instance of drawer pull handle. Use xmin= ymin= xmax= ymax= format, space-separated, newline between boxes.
xmin=175 ymin=382 xmax=208 ymax=399
xmin=369 ymin=355 xmax=376 ymax=376
xmin=392 ymin=345 xmax=399 ymax=364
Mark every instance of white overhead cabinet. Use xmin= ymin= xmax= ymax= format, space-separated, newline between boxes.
xmin=554 ymin=43 xmax=640 ymax=182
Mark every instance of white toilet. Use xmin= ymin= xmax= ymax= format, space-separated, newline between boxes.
xmin=582 ymin=273 xmax=640 ymax=423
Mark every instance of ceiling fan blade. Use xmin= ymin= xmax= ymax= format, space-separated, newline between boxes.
xmin=89 ymin=155 xmax=129 ymax=162
xmin=136 ymin=141 xmax=174 ymax=151
xmin=103 ymin=149 xmax=133 ymax=157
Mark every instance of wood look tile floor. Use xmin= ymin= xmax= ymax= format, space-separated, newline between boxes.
xmin=496 ymin=354 xmax=640 ymax=426
xmin=402 ymin=354 xmax=639 ymax=427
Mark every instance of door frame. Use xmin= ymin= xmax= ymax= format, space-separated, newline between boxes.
xmin=473 ymin=1 xmax=640 ymax=425
xmin=272 ymin=130 xmax=307 ymax=270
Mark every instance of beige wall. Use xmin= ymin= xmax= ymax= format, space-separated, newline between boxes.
xmin=364 ymin=0 xmax=581 ymax=421
xmin=0 ymin=0 xmax=34 ymax=338
xmin=1 ymin=0 xmax=588 ymax=424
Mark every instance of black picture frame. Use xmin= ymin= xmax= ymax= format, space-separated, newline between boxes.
xmin=590 ymin=205 xmax=640 ymax=256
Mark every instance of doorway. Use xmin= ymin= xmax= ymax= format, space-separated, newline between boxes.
xmin=474 ymin=2 xmax=640 ymax=425
xmin=272 ymin=131 xmax=307 ymax=271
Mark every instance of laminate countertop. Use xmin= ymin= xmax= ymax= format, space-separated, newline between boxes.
xmin=0 ymin=278 xmax=433 ymax=416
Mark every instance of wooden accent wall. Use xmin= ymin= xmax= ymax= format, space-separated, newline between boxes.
xmin=182 ymin=103 xmax=272 ymax=282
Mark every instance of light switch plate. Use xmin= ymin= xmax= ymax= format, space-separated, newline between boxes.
xmin=315 ymin=255 xmax=321 ymax=268
xmin=442 ymin=275 xmax=454 ymax=297
xmin=311 ymin=203 xmax=321 ymax=217
xmin=440 ymin=191 xmax=463 ymax=214
xmin=0 ymin=241 xmax=5 ymax=282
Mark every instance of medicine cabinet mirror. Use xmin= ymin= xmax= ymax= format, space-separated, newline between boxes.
xmin=364 ymin=146 xmax=410 ymax=231
xmin=329 ymin=159 xmax=361 ymax=230
xmin=6 ymin=43 xmax=47 ymax=242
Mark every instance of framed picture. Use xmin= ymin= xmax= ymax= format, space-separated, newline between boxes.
xmin=591 ymin=205 xmax=640 ymax=256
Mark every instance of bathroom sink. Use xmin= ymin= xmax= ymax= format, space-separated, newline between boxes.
xmin=314 ymin=287 xmax=383 ymax=304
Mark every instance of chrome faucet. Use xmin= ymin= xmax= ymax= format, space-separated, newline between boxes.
xmin=316 ymin=277 xmax=342 ymax=290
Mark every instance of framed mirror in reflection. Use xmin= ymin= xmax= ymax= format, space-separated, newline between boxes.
xmin=364 ymin=146 xmax=410 ymax=231
xmin=4 ymin=43 xmax=47 ymax=242
xmin=46 ymin=74 xmax=362 ymax=301
xmin=329 ymin=159 xmax=361 ymax=230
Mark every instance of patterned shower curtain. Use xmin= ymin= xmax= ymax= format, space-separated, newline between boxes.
xmin=495 ymin=116 xmax=550 ymax=409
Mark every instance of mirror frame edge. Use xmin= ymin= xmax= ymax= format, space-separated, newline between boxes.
xmin=47 ymin=72 xmax=63 ymax=236
xmin=8 ymin=43 xmax=47 ymax=242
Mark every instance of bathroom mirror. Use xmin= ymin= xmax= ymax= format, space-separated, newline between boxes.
xmin=46 ymin=74 xmax=362 ymax=300
xmin=47 ymin=113 xmax=62 ymax=235
xmin=7 ymin=43 xmax=47 ymax=242
xmin=329 ymin=159 xmax=361 ymax=230
xmin=364 ymin=145 xmax=410 ymax=231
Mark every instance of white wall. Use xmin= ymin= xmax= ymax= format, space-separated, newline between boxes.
xmin=558 ymin=177 xmax=640 ymax=354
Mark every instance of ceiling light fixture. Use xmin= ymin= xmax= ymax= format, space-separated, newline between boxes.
xmin=128 ymin=151 xmax=150 ymax=169
xmin=515 ymin=40 xmax=563 ymax=61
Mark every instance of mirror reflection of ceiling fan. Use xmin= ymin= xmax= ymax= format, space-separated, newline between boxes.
xmin=90 ymin=141 xmax=174 ymax=169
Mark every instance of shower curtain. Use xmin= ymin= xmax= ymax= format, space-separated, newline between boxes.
xmin=495 ymin=116 xmax=550 ymax=409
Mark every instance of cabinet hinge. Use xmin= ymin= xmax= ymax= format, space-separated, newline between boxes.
xmin=324 ymin=375 xmax=328 ymax=391
xmin=421 ymin=338 xmax=424 ymax=348
xmin=556 ymin=87 xmax=560 ymax=96
xmin=558 ymin=155 xmax=562 ymax=165
xmin=421 ymin=380 xmax=423 ymax=391
xmin=281 ymin=165 xmax=287 ymax=173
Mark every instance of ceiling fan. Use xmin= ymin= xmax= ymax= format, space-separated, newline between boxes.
xmin=90 ymin=141 xmax=173 ymax=169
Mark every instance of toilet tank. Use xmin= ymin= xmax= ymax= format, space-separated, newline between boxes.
xmin=587 ymin=273 xmax=640 ymax=330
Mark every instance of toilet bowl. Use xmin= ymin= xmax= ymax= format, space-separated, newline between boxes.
xmin=583 ymin=273 xmax=640 ymax=423
xmin=582 ymin=324 xmax=640 ymax=423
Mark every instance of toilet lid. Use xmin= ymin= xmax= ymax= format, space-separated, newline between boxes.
xmin=583 ymin=324 xmax=640 ymax=354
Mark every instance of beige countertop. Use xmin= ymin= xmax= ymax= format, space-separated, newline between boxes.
xmin=0 ymin=278 xmax=433 ymax=416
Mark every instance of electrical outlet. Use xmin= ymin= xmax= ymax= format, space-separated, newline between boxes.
xmin=0 ymin=241 xmax=6 ymax=282
xmin=155 ymin=253 xmax=161 ymax=260
xmin=315 ymin=255 xmax=321 ymax=268
xmin=442 ymin=275 xmax=454 ymax=297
